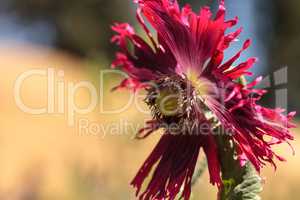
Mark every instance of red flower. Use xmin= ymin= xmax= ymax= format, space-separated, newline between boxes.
xmin=111 ymin=0 xmax=296 ymax=200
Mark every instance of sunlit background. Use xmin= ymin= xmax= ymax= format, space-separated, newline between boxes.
xmin=0 ymin=0 xmax=299 ymax=199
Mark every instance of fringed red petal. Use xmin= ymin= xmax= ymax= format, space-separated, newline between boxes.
xmin=131 ymin=134 xmax=221 ymax=200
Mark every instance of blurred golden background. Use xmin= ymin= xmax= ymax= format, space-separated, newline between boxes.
xmin=0 ymin=0 xmax=299 ymax=199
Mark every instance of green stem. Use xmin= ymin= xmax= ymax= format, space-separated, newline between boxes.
xmin=215 ymin=135 xmax=263 ymax=200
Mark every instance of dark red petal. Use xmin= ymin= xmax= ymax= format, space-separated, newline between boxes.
xmin=203 ymin=134 xmax=222 ymax=186
xmin=225 ymin=57 xmax=257 ymax=79
xmin=131 ymin=134 xmax=203 ymax=200
xmin=218 ymin=39 xmax=251 ymax=73
xmin=138 ymin=0 xmax=228 ymax=76
xmin=111 ymin=78 xmax=146 ymax=92
xmin=111 ymin=21 xmax=175 ymax=80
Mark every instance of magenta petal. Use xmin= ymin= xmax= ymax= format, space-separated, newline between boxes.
xmin=131 ymin=134 xmax=219 ymax=200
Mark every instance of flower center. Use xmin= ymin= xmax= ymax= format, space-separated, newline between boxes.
xmin=155 ymin=87 xmax=181 ymax=117
xmin=145 ymin=76 xmax=186 ymax=120
xmin=145 ymin=75 xmax=219 ymax=135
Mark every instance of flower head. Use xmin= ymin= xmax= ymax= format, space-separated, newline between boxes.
xmin=111 ymin=0 xmax=296 ymax=199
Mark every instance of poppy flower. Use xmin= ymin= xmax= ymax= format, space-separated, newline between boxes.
xmin=111 ymin=0 xmax=296 ymax=199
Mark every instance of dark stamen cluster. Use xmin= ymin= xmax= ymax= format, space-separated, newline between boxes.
xmin=145 ymin=75 xmax=217 ymax=135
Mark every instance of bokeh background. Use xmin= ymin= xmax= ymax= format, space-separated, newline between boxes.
xmin=0 ymin=0 xmax=299 ymax=199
